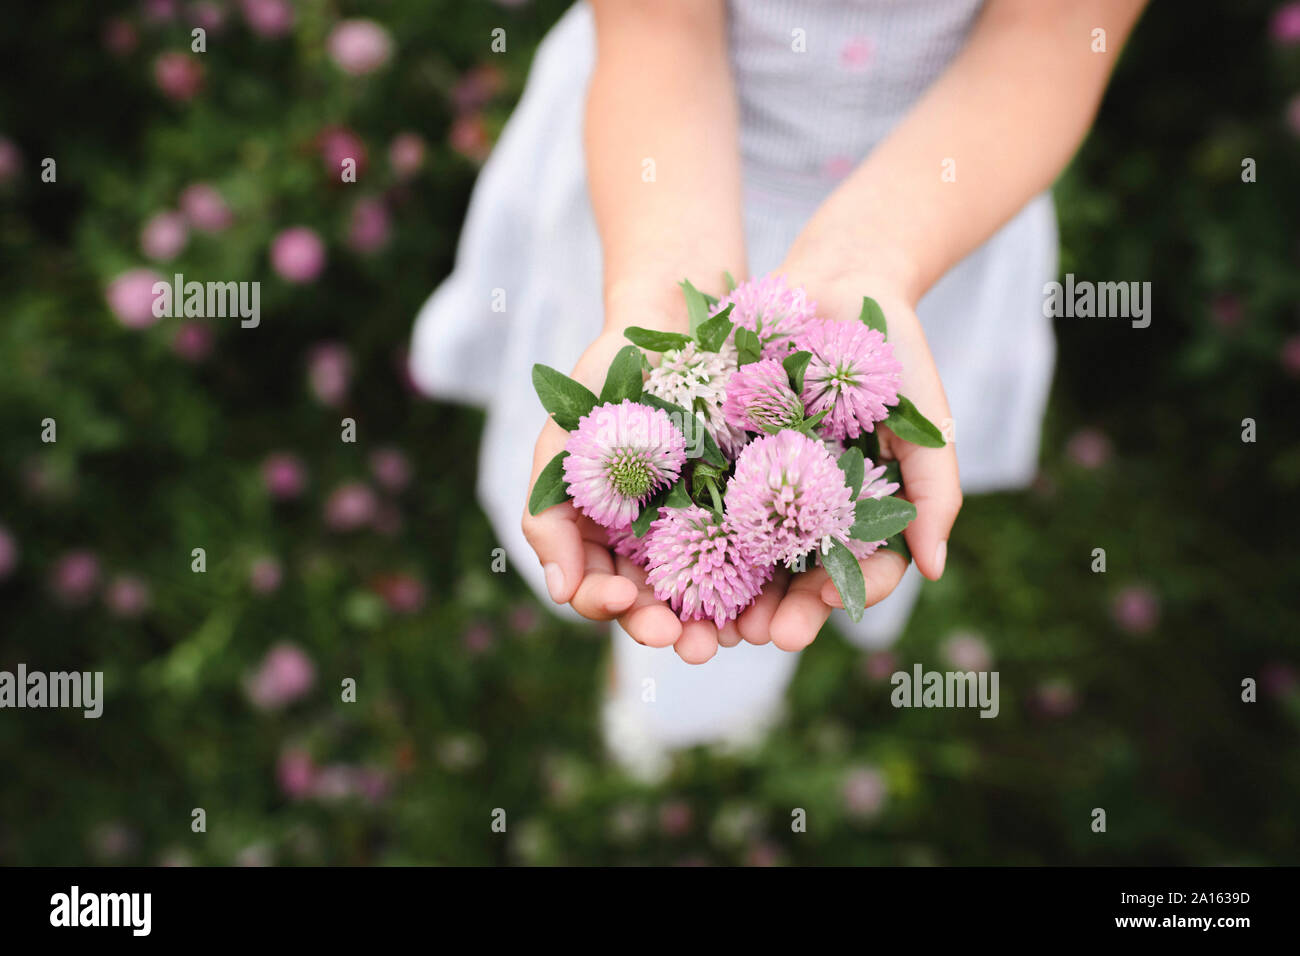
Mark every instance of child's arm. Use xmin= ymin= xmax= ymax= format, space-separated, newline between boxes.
xmin=789 ymin=0 xmax=1148 ymax=301
xmin=585 ymin=0 xmax=748 ymax=325
xmin=756 ymin=0 xmax=1148 ymax=647
xmin=522 ymin=0 xmax=747 ymax=656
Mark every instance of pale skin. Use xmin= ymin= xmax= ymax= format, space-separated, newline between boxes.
xmin=522 ymin=0 xmax=1148 ymax=664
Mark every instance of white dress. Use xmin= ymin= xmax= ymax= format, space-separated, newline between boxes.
xmin=410 ymin=0 xmax=1057 ymax=757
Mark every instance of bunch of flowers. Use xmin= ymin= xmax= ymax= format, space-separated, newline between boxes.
xmin=529 ymin=274 xmax=946 ymax=628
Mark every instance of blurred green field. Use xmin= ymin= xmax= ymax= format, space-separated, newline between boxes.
xmin=0 ymin=0 xmax=1297 ymax=865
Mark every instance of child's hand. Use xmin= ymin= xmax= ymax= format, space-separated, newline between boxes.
xmin=733 ymin=273 xmax=963 ymax=652
xmin=522 ymin=329 xmax=684 ymax=651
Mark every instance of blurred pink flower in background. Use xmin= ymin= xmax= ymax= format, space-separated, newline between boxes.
xmin=241 ymin=0 xmax=294 ymax=38
xmin=1261 ymin=662 xmax=1297 ymax=699
xmin=270 ymin=226 xmax=325 ymax=283
xmin=449 ymin=114 xmax=491 ymax=163
xmin=746 ymin=842 xmax=782 ymax=867
xmin=452 ymin=64 xmax=505 ymax=113
xmin=941 ymin=631 xmax=993 ymax=672
xmin=235 ymin=844 xmax=274 ymax=867
xmin=306 ymin=342 xmax=352 ymax=405
xmin=1281 ymin=335 xmax=1300 ymax=377
xmin=368 ymin=447 xmax=411 ymax=492
xmin=658 ymin=800 xmax=693 ymax=836
xmin=1208 ymin=292 xmax=1244 ymax=330
xmin=1271 ymin=2 xmax=1300 ymax=44
xmin=371 ymin=573 xmax=426 ymax=614
xmin=462 ymin=621 xmax=494 ymax=654
xmin=261 ymin=452 xmax=307 ymax=500
xmin=0 ymin=137 xmax=21 ymax=184
xmin=103 ymin=18 xmax=139 ymax=56
xmin=171 ymin=320 xmax=214 ymax=362
xmin=90 ymin=822 xmax=138 ymax=861
xmin=157 ymin=847 xmax=195 ymax=867
xmin=277 ymin=747 xmax=317 ymax=800
xmin=140 ymin=210 xmax=189 ymax=262
xmin=1286 ymin=93 xmax=1300 ymax=138
xmin=188 ymin=2 xmax=227 ymax=32
xmin=1066 ymin=427 xmax=1113 ymax=469
xmin=324 ymin=482 xmax=378 ymax=531
xmin=371 ymin=502 xmax=404 ymax=537
xmin=842 ymin=765 xmax=887 ymax=819
xmin=317 ymin=125 xmax=368 ymax=179
xmin=105 ymin=574 xmax=151 ymax=618
xmin=249 ymin=555 xmax=283 ymax=594
xmin=311 ymin=764 xmax=391 ymax=804
xmin=106 ymin=268 xmax=164 ymax=328
xmin=142 ymin=0 xmax=179 ymax=23
xmin=0 ymin=526 xmax=18 ymax=580
xmin=347 ymin=197 xmax=391 ymax=254
xmin=328 ymin=20 xmax=393 ymax=75
xmin=179 ymin=182 xmax=233 ymax=232
xmin=388 ymin=132 xmax=425 ymax=179
xmin=1112 ymin=585 xmax=1160 ymax=635
xmin=861 ymin=649 xmax=897 ymax=682
xmin=154 ymin=52 xmax=204 ymax=101
xmin=245 ymin=642 xmax=316 ymax=710
xmin=1032 ymin=678 xmax=1079 ymax=718
xmin=50 ymin=550 xmax=101 ymax=606
xmin=508 ymin=602 xmax=540 ymax=635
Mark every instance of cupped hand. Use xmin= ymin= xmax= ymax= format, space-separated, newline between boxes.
xmin=734 ymin=273 xmax=962 ymax=652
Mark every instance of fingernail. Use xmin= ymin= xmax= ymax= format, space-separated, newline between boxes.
xmin=933 ymin=540 xmax=948 ymax=578
xmin=543 ymin=563 xmax=565 ymax=603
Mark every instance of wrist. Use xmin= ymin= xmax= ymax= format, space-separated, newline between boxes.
xmin=782 ymin=239 xmax=924 ymax=308
xmin=602 ymin=266 xmax=745 ymax=335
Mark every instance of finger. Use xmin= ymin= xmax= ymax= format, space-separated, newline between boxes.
xmin=674 ymin=620 xmax=719 ymax=665
xmin=521 ymin=422 xmax=584 ymax=604
xmin=717 ymin=620 xmax=743 ymax=648
xmin=614 ymin=555 xmax=682 ymax=648
xmin=736 ymin=568 xmax=789 ymax=645
xmin=769 ymin=567 xmax=832 ymax=653
xmin=569 ymin=540 xmax=638 ymax=620
xmin=893 ymin=437 xmax=961 ymax=581
xmin=820 ymin=548 xmax=909 ymax=609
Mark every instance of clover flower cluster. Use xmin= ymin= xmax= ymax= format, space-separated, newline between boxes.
xmin=535 ymin=274 xmax=930 ymax=626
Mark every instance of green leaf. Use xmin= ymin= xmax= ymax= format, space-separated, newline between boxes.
xmin=823 ymin=539 xmax=867 ymax=622
xmin=527 ymin=452 xmax=570 ymax=515
xmin=723 ymin=270 xmax=738 ymax=292
xmin=639 ymin=393 xmax=727 ymax=468
xmin=532 ymin=364 xmax=599 ymax=431
xmin=796 ymin=408 xmax=828 ymax=435
xmin=600 ymin=345 xmax=644 ymax=404
xmin=695 ymin=305 xmax=734 ymax=352
xmin=665 ymin=478 xmax=693 ymax=510
xmin=632 ymin=486 xmax=670 ymax=537
xmin=883 ymin=533 xmax=912 ymax=563
xmin=783 ymin=350 xmax=812 ymax=393
xmin=837 ymin=447 xmax=865 ymax=497
xmin=623 ymin=326 xmax=694 ymax=353
xmin=882 ymin=395 xmax=946 ymax=448
xmin=859 ymin=296 xmax=887 ymax=337
xmin=691 ymin=462 xmax=724 ymax=501
xmin=735 ymin=326 xmax=762 ymax=366
xmin=850 ymin=495 xmax=917 ymax=542
xmin=680 ymin=280 xmax=711 ymax=336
